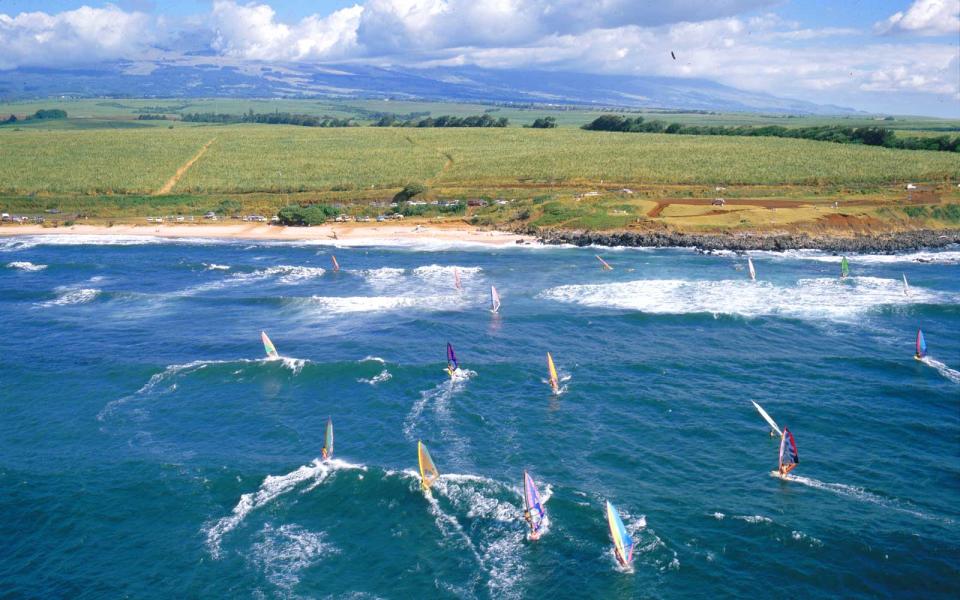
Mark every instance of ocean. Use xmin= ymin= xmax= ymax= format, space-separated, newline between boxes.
xmin=1 ymin=235 xmax=958 ymax=599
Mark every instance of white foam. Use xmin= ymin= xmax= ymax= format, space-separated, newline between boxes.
xmin=204 ymin=263 xmax=230 ymax=270
xmin=734 ymin=515 xmax=772 ymax=524
xmin=359 ymin=356 xmax=386 ymax=364
xmin=790 ymin=530 xmax=823 ymax=547
xmin=784 ymin=474 xmax=952 ymax=524
xmin=38 ymin=287 xmax=100 ymax=307
xmin=249 ymin=523 xmax=339 ymax=590
xmin=540 ymin=276 xmax=954 ymax=321
xmin=358 ymin=267 xmax=406 ymax=287
xmin=358 ymin=369 xmax=392 ymax=386
xmin=413 ymin=265 xmax=482 ymax=288
xmin=6 ymin=261 xmax=46 ymax=271
xmin=205 ymin=458 xmax=364 ymax=559
xmin=403 ymin=370 xmax=476 ymax=441
xmin=754 ymin=248 xmax=960 ymax=265
xmin=179 ymin=265 xmax=325 ymax=295
xmin=0 ymin=234 xmax=224 ymax=251
xmin=711 ymin=512 xmax=725 ymax=520
xmin=920 ymin=356 xmax=960 ymax=384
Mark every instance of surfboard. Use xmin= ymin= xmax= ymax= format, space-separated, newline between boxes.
xmin=751 ymin=400 xmax=782 ymax=436
xmin=261 ymin=331 xmax=278 ymax=359
xmin=418 ymin=441 xmax=439 ymax=491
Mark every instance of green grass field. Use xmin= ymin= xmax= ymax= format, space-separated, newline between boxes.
xmin=1 ymin=124 xmax=957 ymax=196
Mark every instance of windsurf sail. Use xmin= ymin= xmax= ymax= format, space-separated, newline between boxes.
xmin=261 ymin=331 xmax=278 ymax=359
xmin=418 ymin=441 xmax=439 ymax=491
xmin=547 ymin=352 xmax=560 ymax=393
xmin=596 ymin=255 xmax=613 ymax=271
xmin=322 ymin=417 xmax=334 ymax=459
xmin=840 ymin=257 xmax=850 ymax=278
xmin=491 ymin=286 xmax=501 ymax=313
xmin=902 ymin=273 xmax=909 ymax=296
xmin=454 ymin=268 xmax=462 ymax=290
xmin=748 ymin=256 xmax=756 ymax=281
xmin=605 ymin=501 xmax=634 ymax=566
xmin=446 ymin=342 xmax=459 ymax=372
xmin=523 ymin=470 xmax=546 ymax=538
xmin=331 ymin=255 xmax=340 ymax=272
xmin=778 ymin=427 xmax=799 ymax=476
xmin=751 ymin=400 xmax=782 ymax=436
xmin=916 ymin=328 xmax=927 ymax=358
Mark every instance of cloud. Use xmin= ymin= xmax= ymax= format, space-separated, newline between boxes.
xmin=210 ymin=0 xmax=362 ymax=61
xmin=875 ymin=0 xmax=960 ymax=36
xmin=0 ymin=5 xmax=161 ymax=69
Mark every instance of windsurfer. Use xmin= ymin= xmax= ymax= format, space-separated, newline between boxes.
xmin=322 ymin=448 xmax=329 ymax=460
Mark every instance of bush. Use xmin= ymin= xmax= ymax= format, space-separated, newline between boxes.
xmin=529 ymin=117 xmax=557 ymax=129
xmin=276 ymin=204 xmax=340 ymax=226
xmin=393 ymin=182 xmax=428 ymax=202
xmin=33 ymin=109 xmax=67 ymax=120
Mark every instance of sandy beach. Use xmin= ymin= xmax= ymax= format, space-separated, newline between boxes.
xmin=0 ymin=222 xmax=535 ymax=246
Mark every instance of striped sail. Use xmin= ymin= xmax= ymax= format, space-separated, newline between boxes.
xmin=841 ymin=257 xmax=850 ymax=278
xmin=547 ymin=352 xmax=560 ymax=393
xmin=261 ymin=331 xmax=278 ymax=359
xmin=523 ymin=471 xmax=546 ymax=537
xmin=605 ymin=501 xmax=634 ymax=566
xmin=916 ymin=328 xmax=927 ymax=358
xmin=779 ymin=427 xmax=799 ymax=476
xmin=323 ymin=417 xmax=334 ymax=459
xmin=596 ymin=255 xmax=613 ymax=271
xmin=331 ymin=255 xmax=340 ymax=272
xmin=490 ymin=286 xmax=501 ymax=313
xmin=748 ymin=256 xmax=756 ymax=281
xmin=418 ymin=441 xmax=439 ymax=491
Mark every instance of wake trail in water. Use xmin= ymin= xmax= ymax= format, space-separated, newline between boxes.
xmin=782 ymin=474 xmax=954 ymax=525
xmin=403 ymin=370 xmax=475 ymax=441
xmin=920 ymin=356 xmax=960 ymax=383
xmin=205 ymin=458 xmax=365 ymax=559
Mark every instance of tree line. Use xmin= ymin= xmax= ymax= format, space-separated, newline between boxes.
xmin=2 ymin=109 xmax=68 ymax=124
xmin=371 ymin=113 xmax=508 ymax=127
xmin=180 ymin=110 xmax=354 ymax=127
xmin=581 ymin=115 xmax=959 ymax=152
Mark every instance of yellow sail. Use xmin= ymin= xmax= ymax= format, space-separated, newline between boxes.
xmin=418 ymin=441 xmax=439 ymax=491
xmin=547 ymin=352 xmax=559 ymax=393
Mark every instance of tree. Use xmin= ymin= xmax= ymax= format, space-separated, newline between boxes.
xmin=529 ymin=117 xmax=557 ymax=128
xmin=394 ymin=182 xmax=429 ymax=202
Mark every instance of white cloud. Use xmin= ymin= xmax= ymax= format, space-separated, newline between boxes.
xmin=0 ymin=5 xmax=160 ymax=69
xmin=210 ymin=0 xmax=362 ymax=60
xmin=875 ymin=0 xmax=960 ymax=36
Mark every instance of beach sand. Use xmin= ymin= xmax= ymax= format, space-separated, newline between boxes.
xmin=0 ymin=222 xmax=535 ymax=246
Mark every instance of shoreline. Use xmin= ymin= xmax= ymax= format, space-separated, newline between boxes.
xmin=2 ymin=222 xmax=959 ymax=253
xmin=0 ymin=223 xmax=535 ymax=246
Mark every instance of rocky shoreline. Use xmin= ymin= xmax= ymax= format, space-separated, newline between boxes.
xmin=535 ymin=229 xmax=960 ymax=253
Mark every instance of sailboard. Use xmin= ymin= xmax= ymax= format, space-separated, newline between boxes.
xmin=751 ymin=400 xmax=782 ymax=436
xmin=748 ymin=256 xmax=756 ymax=281
xmin=523 ymin=470 xmax=546 ymax=540
xmin=902 ymin=274 xmax=909 ymax=296
xmin=322 ymin=417 xmax=334 ymax=460
xmin=446 ymin=342 xmax=459 ymax=378
xmin=331 ymin=255 xmax=340 ymax=272
xmin=454 ymin=268 xmax=462 ymax=290
xmin=261 ymin=331 xmax=279 ymax=359
xmin=915 ymin=328 xmax=927 ymax=360
xmin=840 ymin=257 xmax=850 ymax=279
xmin=605 ymin=501 xmax=634 ymax=567
xmin=418 ymin=441 xmax=439 ymax=491
xmin=490 ymin=286 xmax=501 ymax=313
xmin=596 ymin=255 xmax=613 ymax=271
xmin=774 ymin=427 xmax=799 ymax=478
xmin=546 ymin=352 xmax=560 ymax=393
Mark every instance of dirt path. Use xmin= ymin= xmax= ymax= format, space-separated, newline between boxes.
xmin=154 ymin=138 xmax=215 ymax=195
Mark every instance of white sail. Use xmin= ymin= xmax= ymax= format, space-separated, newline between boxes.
xmin=902 ymin=273 xmax=909 ymax=296
xmin=490 ymin=286 xmax=501 ymax=313
xmin=748 ymin=257 xmax=756 ymax=281
xmin=751 ymin=400 xmax=782 ymax=436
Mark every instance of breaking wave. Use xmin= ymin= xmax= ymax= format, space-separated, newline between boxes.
xmin=38 ymin=287 xmax=100 ymax=307
xmin=540 ymin=276 xmax=954 ymax=321
xmin=6 ymin=261 xmax=46 ymax=271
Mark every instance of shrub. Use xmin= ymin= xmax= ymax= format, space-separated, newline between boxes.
xmin=394 ymin=182 xmax=428 ymax=202
xmin=276 ymin=204 xmax=340 ymax=226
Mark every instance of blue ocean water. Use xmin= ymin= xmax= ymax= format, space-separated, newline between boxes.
xmin=1 ymin=235 xmax=958 ymax=599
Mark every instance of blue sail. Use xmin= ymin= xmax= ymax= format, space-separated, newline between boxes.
xmin=917 ymin=329 xmax=927 ymax=358
xmin=446 ymin=342 xmax=458 ymax=370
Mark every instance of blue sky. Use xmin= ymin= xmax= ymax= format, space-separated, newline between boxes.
xmin=1 ymin=1 xmax=957 ymax=116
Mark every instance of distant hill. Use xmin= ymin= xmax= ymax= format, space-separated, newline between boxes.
xmin=0 ymin=59 xmax=856 ymax=115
